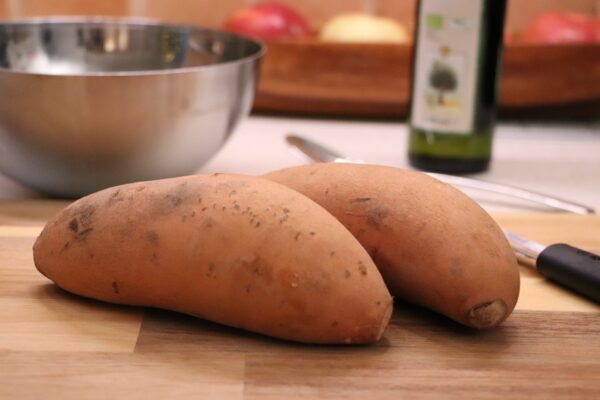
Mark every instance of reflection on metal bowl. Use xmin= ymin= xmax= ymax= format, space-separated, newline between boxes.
xmin=0 ymin=18 xmax=263 ymax=197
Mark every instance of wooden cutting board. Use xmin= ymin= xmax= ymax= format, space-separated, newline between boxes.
xmin=1 ymin=200 xmax=599 ymax=399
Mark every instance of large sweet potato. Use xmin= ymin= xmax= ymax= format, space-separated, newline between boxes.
xmin=33 ymin=174 xmax=393 ymax=344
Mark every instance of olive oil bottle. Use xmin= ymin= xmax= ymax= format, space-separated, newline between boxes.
xmin=408 ymin=0 xmax=507 ymax=174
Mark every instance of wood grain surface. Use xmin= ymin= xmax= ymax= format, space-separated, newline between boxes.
xmin=1 ymin=201 xmax=599 ymax=399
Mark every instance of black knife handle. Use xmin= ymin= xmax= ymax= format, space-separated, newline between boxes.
xmin=537 ymin=244 xmax=600 ymax=303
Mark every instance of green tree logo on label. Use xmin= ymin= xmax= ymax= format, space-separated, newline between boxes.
xmin=429 ymin=60 xmax=457 ymax=106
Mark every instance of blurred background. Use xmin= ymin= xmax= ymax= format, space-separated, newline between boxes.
xmin=0 ymin=1 xmax=598 ymax=201
xmin=0 ymin=0 xmax=598 ymax=37
xmin=1 ymin=0 xmax=598 ymax=120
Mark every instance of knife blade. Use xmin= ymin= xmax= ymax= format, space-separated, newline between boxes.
xmin=286 ymin=134 xmax=600 ymax=303
xmin=285 ymin=134 xmax=595 ymax=215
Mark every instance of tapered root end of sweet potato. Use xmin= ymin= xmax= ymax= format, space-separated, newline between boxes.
xmin=375 ymin=298 xmax=394 ymax=342
xmin=466 ymin=300 xmax=508 ymax=329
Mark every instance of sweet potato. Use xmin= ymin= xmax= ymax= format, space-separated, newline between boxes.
xmin=33 ymin=174 xmax=393 ymax=344
xmin=264 ymin=163 xmax=520 ymax=329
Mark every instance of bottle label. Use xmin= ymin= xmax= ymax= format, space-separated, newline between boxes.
xmin=411 ymin=0 xmax=483 ymax=134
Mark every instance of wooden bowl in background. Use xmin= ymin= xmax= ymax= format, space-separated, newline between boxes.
xmin=254 ymin=40 xmax=600 ymax=119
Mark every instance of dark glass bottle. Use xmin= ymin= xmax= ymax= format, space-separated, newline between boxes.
xmin=408 ymin=0 xmax=507 ymax=174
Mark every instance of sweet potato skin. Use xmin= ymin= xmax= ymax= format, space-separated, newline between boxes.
xmin=33 ymin=174 xmax=392 ymax=344
xmin=264 ymin=163 xmax=520 ymax=329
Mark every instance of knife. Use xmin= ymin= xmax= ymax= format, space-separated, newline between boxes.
xmin=286 ymin=135 xmax=595 ymax=215
xmin=286 ymin=134 xmax=600 ymax=303
xmin=505 ymin=231 xmax=600 ymax=303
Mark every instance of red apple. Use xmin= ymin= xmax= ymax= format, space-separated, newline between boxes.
xmin=521 ymin=12 xmax=599 ymax=44
xmin=222 ymin=2 xmax=311 ymax=40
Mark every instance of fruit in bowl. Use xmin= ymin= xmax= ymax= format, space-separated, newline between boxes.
xmin=319 ymin=13 xmax=409 ymax=44
xmin=222 ymin=2 xmax=312 ymax=40
xmin=521 ymin=11 xmax=600 ymax=44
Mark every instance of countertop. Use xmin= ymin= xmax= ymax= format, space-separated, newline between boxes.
xmin=1 ymin=116 xmax=600 ymax=399
xmin=2 ymin=116 xmax=600 ymax=212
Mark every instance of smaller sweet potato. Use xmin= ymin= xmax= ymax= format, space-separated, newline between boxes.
xmin=265 ymin=163 xmax=521 ymax=329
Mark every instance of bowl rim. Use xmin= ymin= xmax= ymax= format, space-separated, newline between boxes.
xmin=0 ymin=16 xmax=265 ymax=78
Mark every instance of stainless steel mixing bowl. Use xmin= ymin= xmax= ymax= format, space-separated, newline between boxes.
xmin=0 ymin=18 xmax=263 ymax=197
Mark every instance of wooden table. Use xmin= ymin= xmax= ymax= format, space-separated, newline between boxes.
xmin=1 ymin=199 xmax=599 ymax=399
